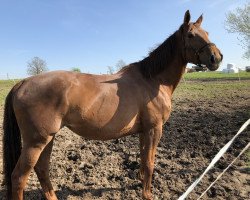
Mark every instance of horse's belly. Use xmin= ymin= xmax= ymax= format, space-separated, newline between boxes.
xmin=66 ymin=122 xmax=139 ymax=140
xmin=64 ymin=115 xmax=141 ymax=140
xmin=63 ymin=91 xmax=141 ymax=140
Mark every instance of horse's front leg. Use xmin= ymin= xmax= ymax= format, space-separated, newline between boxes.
xmin=139 ymin=132 xmax=145 ymax=181
xmin=140 ymin=124 xmax=162 ymax=200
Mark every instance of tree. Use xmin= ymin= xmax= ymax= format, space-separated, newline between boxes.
xmin=225 ymin=3 xmax=250 ymax=59
xmin=27 ymin=57 xmax=48 ymax=75
xmin=107 ymin=66 xmax=114 ymax=74
xmin=71 ymin=67 xmax=81 ymax=73
xmin=115 ymin=59 xmax=126 ymax=71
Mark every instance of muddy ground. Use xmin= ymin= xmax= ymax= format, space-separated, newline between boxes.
xmin=0 ymin=80 xmax=249 ymax=200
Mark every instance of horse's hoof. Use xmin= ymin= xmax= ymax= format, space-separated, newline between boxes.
xmin=143 ymin=192 xmax=153 ymax=200
xmin=144 ymin=196 xmax=153 ymax=200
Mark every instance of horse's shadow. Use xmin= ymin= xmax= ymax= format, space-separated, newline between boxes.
xmin=0 ymin=183 xmax=142 ymax=199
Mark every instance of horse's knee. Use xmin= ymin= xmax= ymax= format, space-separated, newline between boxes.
xmin=144 ymin=163 xmax=154 ymax=175
xmin=140 ymin=162 xmax=154 ymax=182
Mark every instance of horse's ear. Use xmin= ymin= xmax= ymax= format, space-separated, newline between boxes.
xmin=195 ymin=14 xmax=203 ymax=27
xmin=184 ymin=10 xmax=191 ymax=25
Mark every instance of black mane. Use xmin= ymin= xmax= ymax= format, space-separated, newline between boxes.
xmin=139 ymin=31 xmax=179 ymax=79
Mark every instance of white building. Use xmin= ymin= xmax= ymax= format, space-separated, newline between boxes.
xmin=222 ymin=63 xmax=239 ymax=73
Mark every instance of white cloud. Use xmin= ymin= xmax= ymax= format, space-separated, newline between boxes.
xmin=179 ymin=0 xmax=193 ymax=4
xmin=208 ymin=0 xmax=227 ymax=8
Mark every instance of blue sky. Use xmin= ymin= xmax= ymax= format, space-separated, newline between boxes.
xmin=0 ymin=0 xmax=249 ymax=79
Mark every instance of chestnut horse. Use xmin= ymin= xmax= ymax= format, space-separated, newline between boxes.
xmin=3 ymin=11 xmax=222 ymax=200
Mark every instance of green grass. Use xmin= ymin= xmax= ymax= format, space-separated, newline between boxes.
xmin=175 ymin=80 xmax=250 ymax=100
xmin=0 ymin=80 xmax=18 ymax=106
xmin=183 ymin=71 xmax=250 ymax=80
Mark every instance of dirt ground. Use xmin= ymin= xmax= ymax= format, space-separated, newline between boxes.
xmin=0 ymin=80 xmax=249 ymax=200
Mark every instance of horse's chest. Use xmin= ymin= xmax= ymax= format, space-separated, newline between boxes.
xmin=161 ymin=102 xmax=172 ymax=123
xmin=159 ymin=92 xmax=172 ymax=123
xmin=145 ymin=96 xmax=172 ymax=125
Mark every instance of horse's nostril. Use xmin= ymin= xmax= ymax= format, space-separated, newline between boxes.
xmin=210 ymin=54 xmax=215 ymax=64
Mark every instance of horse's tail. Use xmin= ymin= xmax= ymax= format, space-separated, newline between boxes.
xmin=3 ymin=83 xmax=22 ymax=199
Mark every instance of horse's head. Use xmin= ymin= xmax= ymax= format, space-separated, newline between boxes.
xmin=181 ymin=10 xmax=223 ymax=71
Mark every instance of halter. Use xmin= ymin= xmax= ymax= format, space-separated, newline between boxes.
xmin=181 ymin=28 xmax=216 ymax=65
xmin=194 ymin=43 xmax=215 ymax=65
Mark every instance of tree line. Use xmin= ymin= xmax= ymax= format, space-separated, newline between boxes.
xmin=26 ymin=57 xmax=83 ymax=76
xmin=27 ymin=57 xmax=126 ymax=76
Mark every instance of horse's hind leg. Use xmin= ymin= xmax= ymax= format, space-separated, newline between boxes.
xmin=34 ymin=136 xmax=57 ymax=200
xmin=11 ymin=135 xmax=54 ymax=200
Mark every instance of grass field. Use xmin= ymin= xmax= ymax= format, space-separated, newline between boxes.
xmin=175 ymin=80 xmax=250 ymax=100
xmin=183 ymin=71 xmax=250 ymax=80
xmin=0 ymin=80 xmax=18 ymax=106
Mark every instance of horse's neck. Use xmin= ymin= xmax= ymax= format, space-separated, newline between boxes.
xmin=153 ymin=35 xmax=187 ymax=95
xmin=155 ymin=57 xmax=187 ymax=94
xmin=139 ymin=31 xmax=187 ymax=95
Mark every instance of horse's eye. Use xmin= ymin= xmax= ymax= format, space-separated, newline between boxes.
xmin=188 ymin=33 xmax=194 ymax=38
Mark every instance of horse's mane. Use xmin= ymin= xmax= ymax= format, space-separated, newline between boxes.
xmin=139 ymin=30 xmax=179 ymax=79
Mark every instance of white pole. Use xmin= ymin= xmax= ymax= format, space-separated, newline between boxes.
xmin=237 ymin=67 xmax=240 ymax=82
